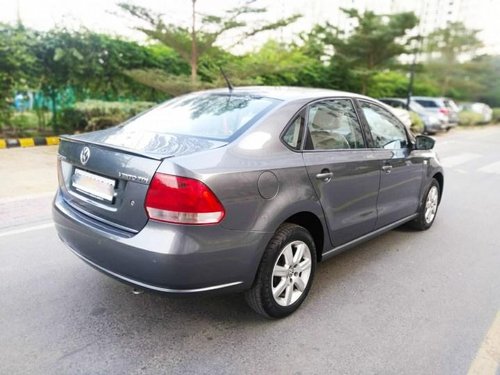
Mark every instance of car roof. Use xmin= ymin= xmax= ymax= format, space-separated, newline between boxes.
xmin=199 ymin=86 xmax=371 ymax=102
xmin=379 ymin=98 xmax=406 ymax=102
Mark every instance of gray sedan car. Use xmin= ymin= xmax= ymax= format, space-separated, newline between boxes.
xmin=53 ymin=87 xmax=444 ymax=318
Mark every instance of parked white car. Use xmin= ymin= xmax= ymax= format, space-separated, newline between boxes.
xmin=460 ymin=102 xmax=493 ymax=123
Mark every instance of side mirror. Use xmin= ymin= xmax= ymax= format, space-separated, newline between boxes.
xmin=415 ymin=135 xmax=435 ymax=150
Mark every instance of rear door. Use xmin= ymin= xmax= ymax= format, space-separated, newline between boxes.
xmin=357 ymin=100 xmax=424 ymax=228
xmin=301 ymin=98 xmax=382 ymax=247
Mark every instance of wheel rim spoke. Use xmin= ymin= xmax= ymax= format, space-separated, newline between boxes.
xmin=273 ymin=265 xmax=288 ymax=278
xmin=295 ymin=258 xmax=311 ymax=273
xmin=294 ymin=277 xmax=306 ymax=292
xmin=283 ymin=245 xmax=294 ymax=267
xmin=273 ymin=279 xmax=287 ymax=299
xmin=284 ymin=284 xmax=293 ymax=305
xmin=293 ymin=243 xmax=305 ymax=265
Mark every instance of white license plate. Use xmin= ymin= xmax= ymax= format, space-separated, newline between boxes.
xmin=72 ymin=169 xmax=116 ymax=202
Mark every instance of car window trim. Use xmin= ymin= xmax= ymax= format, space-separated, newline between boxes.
xmin=279 ymin=108 xmax=308 ymax=152
xmin=355 ymin=99 xmax=415 ymax=150
xmin=301 ymin=97 xmax=369 ymax=152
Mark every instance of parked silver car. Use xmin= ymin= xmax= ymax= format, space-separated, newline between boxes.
xmin=53 ymin=87 xmax=444 ymax=318
xmin=379 ymin=98 xmax=445 ymax=134
xmin=412 ymin=96 xmax=459 ymax=130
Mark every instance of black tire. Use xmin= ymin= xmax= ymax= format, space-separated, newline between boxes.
xmin=245 ymin=223 xmax=317 ymax=319
xmin=409 ymin=178 xmax=440 ymax=231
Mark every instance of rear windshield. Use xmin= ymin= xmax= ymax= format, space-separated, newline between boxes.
xmin=120 ymin=94 xmax=279 ymax=140
xmin=414 ymin=99 xmax=439 ymax=108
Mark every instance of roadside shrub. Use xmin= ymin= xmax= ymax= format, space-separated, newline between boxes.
xmin=492 ymin=108 xmax=500 ymax=123
xmin=61 ymin=108 xmax=88 ymax=133
xmin=409 ymin=112 xmax=424 ymax=134
xmin=10 ymin=112 xmax=39 ymax=129
xmin=458 ymin=111 xmax=483 ymax=126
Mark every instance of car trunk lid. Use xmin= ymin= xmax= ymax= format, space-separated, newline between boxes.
xmin=57 ymin=133 xmax=226 ymax=233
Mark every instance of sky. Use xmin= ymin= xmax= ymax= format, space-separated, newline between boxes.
xmin=0 ymin=0 xmax=306 ymax=53
xmin=1 ymin=0 xmax=499 ymax=54
xmin=0 ymin=0 xmax=290 ymax=44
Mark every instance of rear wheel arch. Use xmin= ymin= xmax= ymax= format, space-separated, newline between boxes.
xmin=282 ymin=211 xmax=326 ymax=263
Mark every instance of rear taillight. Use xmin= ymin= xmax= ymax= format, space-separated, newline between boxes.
xmin=145 ymin=173 xmax=225 ymax=225
xmin=439 ymin=107 xmax=449 ymax=115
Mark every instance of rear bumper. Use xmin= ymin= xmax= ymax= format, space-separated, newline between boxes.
xmin=53 ymin=190 xmax=272 ymax=294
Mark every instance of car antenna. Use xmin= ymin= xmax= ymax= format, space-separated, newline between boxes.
xmin=219 ymin=66 xmax=234 ymax=93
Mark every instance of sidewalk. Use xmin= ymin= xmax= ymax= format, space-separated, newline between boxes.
xmin=0 ymin=146 xmax=58 ymax=199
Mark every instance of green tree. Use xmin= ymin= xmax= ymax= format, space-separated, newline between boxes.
xmin=424 ymin=22 xmax=483 ymax=95
xmin=367 ymin=70 xmax=439 ymax=98
xmin=75 ymin=33 xmax=188 ymax=101
xmin=117 ymin=0 xmax=300 ymax=94
xmin=0 ymin=23 xmax=35 ymax=125
xmin=308 ymin=9 xmax=418 ymax=94
xmin=237 ymin=40 xmax=324 ymax=86
xmin=29 ymin=29 xmax=88 ymax=131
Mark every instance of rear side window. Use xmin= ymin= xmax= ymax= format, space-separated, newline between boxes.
xmin=305 ymin=99 xmax=365 ymax=150
xmin=120 ymin=94 xmax=279 ymax=140
xmin=360 ymin=101 xmax=408 ymax=149
xmin=414 ymin=99 xmax=439 ymax=108
xmin=282 ymin=113 xmax=305 ymax=150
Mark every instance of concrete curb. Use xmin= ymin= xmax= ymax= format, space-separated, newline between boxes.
xmin=0 ymin=136 xmax=59 ymax=149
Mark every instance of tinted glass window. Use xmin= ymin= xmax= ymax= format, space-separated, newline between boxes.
xmin=360 ymin=101 xmax=408 ymax=149
xmin=305 ymin=99 xmax=365 ymax=150
xmin=409 ymin=101 xmax=425 ymax=112
xmin=414 ymin=99 xmax=439 ymax=108
xmin=283 ymin=113 xmax=304 ymax=150
xmin=120 ymin=94 xmax=279 ymax=140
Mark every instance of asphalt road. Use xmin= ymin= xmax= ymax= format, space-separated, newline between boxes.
xmin=1 ymin=127 xmax=499 ymax=374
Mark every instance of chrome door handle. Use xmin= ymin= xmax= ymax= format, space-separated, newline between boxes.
xmin=382 ymin=165 xmax=393 ymax=173
xmin=316 ymin=172 xmax=333 ymax=182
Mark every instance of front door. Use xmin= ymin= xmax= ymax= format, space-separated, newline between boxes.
xmin=358 ymin=100 xmax=424 ymax=228
xmin=302 ymin=99 xmax=382 ymax=247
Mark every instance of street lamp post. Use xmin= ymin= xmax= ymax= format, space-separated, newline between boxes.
xmin=406 ymin=35 xmax=422 ymax=109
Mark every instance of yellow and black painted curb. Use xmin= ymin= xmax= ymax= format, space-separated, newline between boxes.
xmin=0 ymin=136 xmax=59 ymax=149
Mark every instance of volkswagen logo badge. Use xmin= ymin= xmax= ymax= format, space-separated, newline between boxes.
xmin=80 ymin=146 xmax=90 ymax=165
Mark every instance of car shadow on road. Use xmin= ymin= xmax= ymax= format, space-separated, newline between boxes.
xmin=80 ymin=225 xmax=419 ymax=329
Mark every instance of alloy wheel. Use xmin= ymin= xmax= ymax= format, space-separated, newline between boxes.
xmin=271 ymin=240 xmax=312 ymax=307
xmin=424 ymin=186 xmax=439 ymax=224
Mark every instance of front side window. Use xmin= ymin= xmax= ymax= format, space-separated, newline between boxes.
xmin=360 ymin=101 xmax=408 ymax=149
xmin=305 ymin=99 xmax=365 ymax=150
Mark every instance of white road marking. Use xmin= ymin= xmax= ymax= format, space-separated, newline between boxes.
xmin=0 ymin=192 xmax=54 ymax=204
xmin=440 ymin=153 xmax=482 ymax=168
xmin=467 ymin=311 xmax=500 ymax=375
xmin=478 ymin=161 xmax=500 ymax=175
xmin=0 ymin=222 xmax=54 ymax=239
